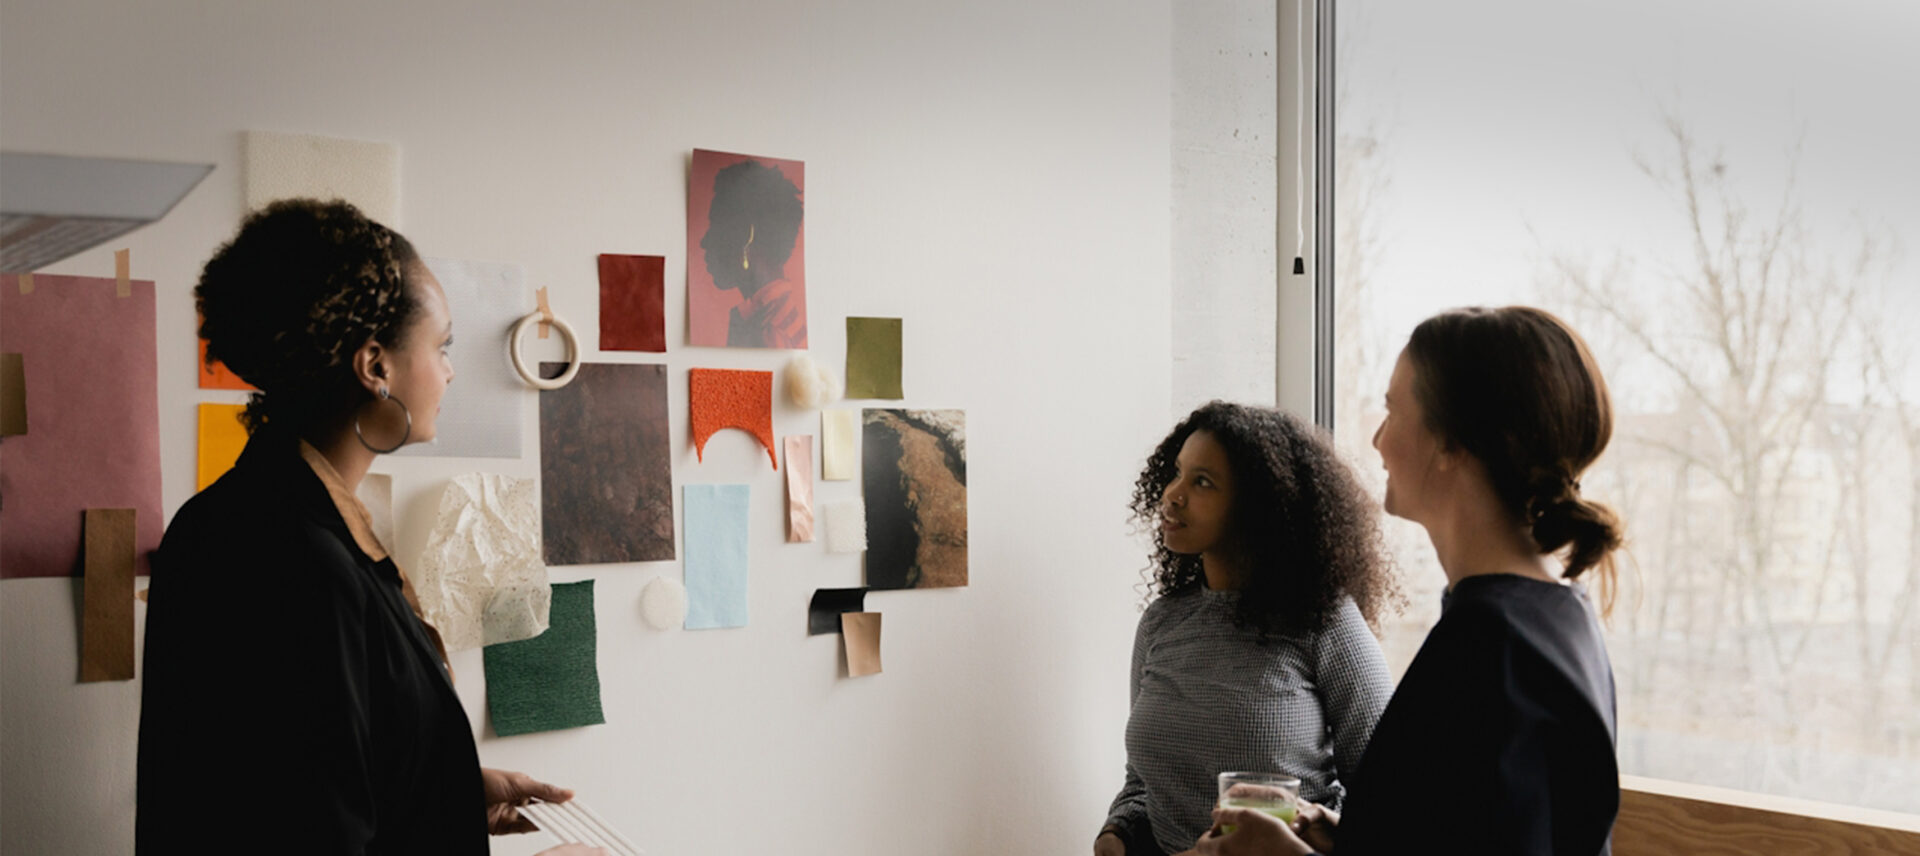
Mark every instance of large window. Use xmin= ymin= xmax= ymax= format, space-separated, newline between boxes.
xmin=1330 ymin=0 xmax=1920 ymax=812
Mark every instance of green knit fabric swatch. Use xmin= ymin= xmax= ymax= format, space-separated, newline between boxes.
xmin=483 ymin=580 xmax=605 ymax=736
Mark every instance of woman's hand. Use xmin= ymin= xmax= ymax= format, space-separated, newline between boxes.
xmin=481 ymin=767 xmax=576 ymax=835
xmin=1094 ymin=830 xmax=1127 ymax=856
xmin=1195 ymin=807 xmax=1314 ymax=856
xmin=1290 ymin=801 xmax=1340 ymax=854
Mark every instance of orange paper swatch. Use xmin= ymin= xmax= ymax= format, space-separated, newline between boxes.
xmin=197 ymin=335 xmax=254 ymax=390
xmin=197 ymin=403 xmax=249 ymax=490
xmin=689 ymin=368 xmax=776 ymax=469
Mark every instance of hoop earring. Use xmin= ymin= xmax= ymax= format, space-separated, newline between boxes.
xmin=354 ymin=388 xmax=412 ymax=454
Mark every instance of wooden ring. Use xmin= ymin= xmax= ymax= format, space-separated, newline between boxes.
xmin=508 ymin=311 xmax=582 ymax=390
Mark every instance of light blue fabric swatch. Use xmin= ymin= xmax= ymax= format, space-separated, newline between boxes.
xmin=683 ymin=484 xmax=750 ymax=629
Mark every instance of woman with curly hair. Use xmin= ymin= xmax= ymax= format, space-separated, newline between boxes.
xmin=1096 ymin=402 xmax=1401 ymax=856
xmin=1199 ymin=307 xmax=1624 ymax=856
xmin=137 ymin=199 xmax=599 ymax=855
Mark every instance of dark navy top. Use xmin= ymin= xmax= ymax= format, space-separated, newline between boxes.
xmin=1336 ymin=574 xmax=1619 ymax=856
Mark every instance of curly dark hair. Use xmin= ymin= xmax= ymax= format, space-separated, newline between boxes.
xmin=197 ymin=199 xmax=422 ymax=434
xmin=1132 ymin=401 xmax=1403 ymax=639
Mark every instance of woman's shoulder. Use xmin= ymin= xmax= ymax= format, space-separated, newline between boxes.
xmin=155 ymin=472 xmax=370 ymax=603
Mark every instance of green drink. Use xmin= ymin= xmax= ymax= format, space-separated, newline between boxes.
xmin=1215 ymin=771 xmax=1301 ymax=835
xmin=1221 ymin=796 xmax=1298 ymax=824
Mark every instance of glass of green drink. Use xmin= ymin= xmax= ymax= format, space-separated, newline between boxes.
xmin=1216 ymin=771 xmax=1301 ymax=834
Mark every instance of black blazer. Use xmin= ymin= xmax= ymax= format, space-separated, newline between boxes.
xmin=1336 ymin=574 xmax=1619 ymax=856
xmin=136 ymin=431 xmax=486 ymax=854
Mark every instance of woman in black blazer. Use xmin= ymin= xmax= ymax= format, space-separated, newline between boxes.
xmin=1200 ymin=306 xmax=1624 ymax=856
xmin=137 ymin=199 xmax=600 ymax=855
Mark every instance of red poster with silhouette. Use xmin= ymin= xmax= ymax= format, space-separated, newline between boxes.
xmin=686 ymin=149 xmax=806 ymax=349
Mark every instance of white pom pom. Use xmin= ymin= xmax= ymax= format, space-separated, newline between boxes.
xmin=639 ymin=576 xmax=688 ymax=630
xmin=784 ymin=354 xmax=843 ymax=408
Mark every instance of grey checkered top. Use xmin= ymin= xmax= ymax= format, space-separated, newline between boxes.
xmin=1104 ymin=588 xmax=1392 ymax=854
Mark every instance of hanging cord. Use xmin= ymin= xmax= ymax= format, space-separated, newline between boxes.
xmin=1292 ymin=0 xmax=1308 ymax=276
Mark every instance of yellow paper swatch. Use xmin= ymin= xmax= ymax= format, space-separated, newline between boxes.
xmin=822 ymin=409 xmax=858 ymax=481
xmin=196 ymin=403 xmax=249 ymax=490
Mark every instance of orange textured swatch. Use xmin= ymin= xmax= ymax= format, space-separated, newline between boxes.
xmin=689 ymin=368 xmax=777 ymax=468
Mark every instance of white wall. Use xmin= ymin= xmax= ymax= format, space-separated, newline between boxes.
xmin=0 ymin=2 xmax=1172 ymax=853
xmin=1170 ymin=0 xmax=1279 ymax=418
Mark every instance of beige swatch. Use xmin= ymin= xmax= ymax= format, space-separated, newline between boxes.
xmin=842 ymin=612 xmax=882 ymax=677
xmin=822 ymin=409 xmax=858 ymax=481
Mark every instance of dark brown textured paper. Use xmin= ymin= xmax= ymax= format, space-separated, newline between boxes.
xmin=81 ymin=508 xmax=136 ymax=682
xmin=0 ymin=352 xmax=24 ymax=436
xmin=539 ymin=362 xmax=676 ymax=565
xmin=842 ymin=612 xmax=882 ymax=677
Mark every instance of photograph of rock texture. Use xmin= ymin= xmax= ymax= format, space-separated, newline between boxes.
xmin=861 ymin=409 xmax=967 ymax=589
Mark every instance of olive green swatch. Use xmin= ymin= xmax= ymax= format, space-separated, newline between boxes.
xmin=845 ymin=317 xmax=902 ymax=399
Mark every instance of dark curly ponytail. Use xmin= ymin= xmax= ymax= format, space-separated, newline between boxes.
xmin=1405 ymin=306 xmax=1625 ymax=614
xmin=196 ymin=199 xmax=421 ymax=434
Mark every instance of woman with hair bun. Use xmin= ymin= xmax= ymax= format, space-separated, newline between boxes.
xmin=137 ymin=199 xmax=599 ymax=855
xmin=1200 ymin=306 xmax=1625 ymax=856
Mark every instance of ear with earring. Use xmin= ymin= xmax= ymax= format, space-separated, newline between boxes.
xmin=354 ymin=377 xmax=412 ymax=454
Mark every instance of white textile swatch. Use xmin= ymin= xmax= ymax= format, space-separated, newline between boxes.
xmin=243 ymin=130 xmax=400 ymax=225
xmin=415 ymin=473 xmax=549 ymax=650
xmin=824 ymin=498 xmax=867 ymax=554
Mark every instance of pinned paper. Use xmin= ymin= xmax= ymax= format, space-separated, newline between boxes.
xmin=864 ymin=409 xmax=968 ymax=589
xmin=81 ymin=509 xmax=137 ymax=682
xmin=689 ymin=368 xmax=777 ymax=469
xmin=686 ymin=149 xmax=808 ymax=349
xmin=683 ymin=484 xmax=750 ymax=630
xmin=824 ymin=498 xmax=867 ymax=554
xmin=822 ymin=409 xmax=858 ymax=481
xmin=395 ymin=258 xmax=526 ymax=458
xmin=845 ymin=317 xmax=902 ymax=399
xmin=243 ymin=130 xmax=400 ymax=226
xmin=640 ymin=576 xmax=688 ymax=631
xmin=483 ymin=580 xmax=604 ymax=737
xmin=196 ymin=330 xmax=254 ymax=390
xmin=786 ymin=435 xmax=814 ymax=543
xmin=808 ymin=588 xmax=867 ymax=635
xmin=540 ymin=363 xmax=676 ymax=565
xmin=415 ymin=474 xmax=550 ymax=651
xmin=196 ymin=403 xmax=249 ymax=491
xmin=114 ymin=249 xmax=130 ymax=297
xmin=598 ymin=254 xmax=666 ymax=352
xmin=1 ymin=352 xmax=25 ymax=436
xmin=357 ymin=473 xmax=395 ymax=555
xmin=842 ymin=612 xmax=882 ymax=677
xmin=0 ymin=274 xmax=163 ymax=578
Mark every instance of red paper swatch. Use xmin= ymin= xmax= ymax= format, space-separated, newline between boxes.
xmin=689 ymin=368 xmax=776 ymax=469
xmin=598 ymin=254 xmax=666 ymax=352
